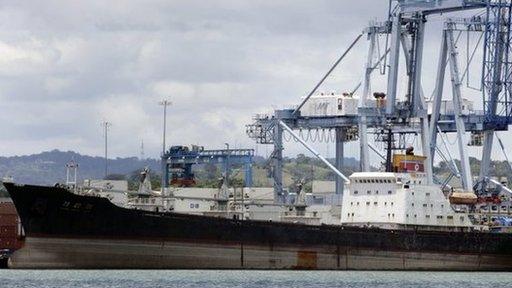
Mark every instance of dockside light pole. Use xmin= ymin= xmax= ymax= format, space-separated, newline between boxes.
xmin=101 ymin=121 xmax=112 ymax=179
xmin=225 ymin=142 xmax=230 ymax=186
xmin=159 ymin=99 xmax=172 ymax=191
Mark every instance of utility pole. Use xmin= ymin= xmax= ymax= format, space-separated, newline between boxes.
xmin=159 ymin=99 xmax=172 ymax=190
xmin=101 ymin=121 xmax=112 ymax=179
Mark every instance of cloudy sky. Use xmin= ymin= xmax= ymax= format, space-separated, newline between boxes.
xmin=0 ymin=1 xmax=500 ymax=163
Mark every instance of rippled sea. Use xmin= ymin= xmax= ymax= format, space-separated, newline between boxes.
xmin=1 ymin=270 xmax=512 ymax=288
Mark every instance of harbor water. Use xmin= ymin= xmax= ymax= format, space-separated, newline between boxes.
xmin=1 ymin=270 xmax=511 ymax=288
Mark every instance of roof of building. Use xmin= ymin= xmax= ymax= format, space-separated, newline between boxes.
xmin=349 ymin=172 xmax=397 ymax=179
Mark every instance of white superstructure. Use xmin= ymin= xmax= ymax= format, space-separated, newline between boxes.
xmin=427 ymin=98 xmax=474 ymax=116
xmin=341 ymin=172 xmax=474 ymax=231
xmin=300 ymin=93 xmax=359 ymax=117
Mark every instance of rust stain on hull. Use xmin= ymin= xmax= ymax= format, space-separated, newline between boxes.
xmin=295 ymin=251 xmax=318 ymax=269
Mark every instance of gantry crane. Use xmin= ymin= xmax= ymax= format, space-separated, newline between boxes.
xmin=246 ymin=0 xmax=512 ymax=203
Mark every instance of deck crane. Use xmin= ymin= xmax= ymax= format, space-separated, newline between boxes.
xmin=246 ymin=0 xmax=512 ymax=203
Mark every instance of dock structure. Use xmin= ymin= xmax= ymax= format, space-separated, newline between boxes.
xmin=162 ymin=146 xmax=254 ymax=189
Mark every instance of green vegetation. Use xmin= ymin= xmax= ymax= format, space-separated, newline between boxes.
xmin=128 ymin=170 xmax=161 ymax=191
xmin=189 ymin=154 xmax=359 ymax=192
xmin=3 ymin=150 xmax=512 ymax=192
xmin=435 ymin=157 xmax=512 ymax=187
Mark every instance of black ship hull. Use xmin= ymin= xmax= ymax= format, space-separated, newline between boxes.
xmin=4 ymin=182 xmax=512 ymax=270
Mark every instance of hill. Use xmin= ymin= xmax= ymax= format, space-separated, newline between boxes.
xmin=0 ymin=150 xmax=160 ymax=185
xmin=0 ymin=150 xmax=361 ymax=193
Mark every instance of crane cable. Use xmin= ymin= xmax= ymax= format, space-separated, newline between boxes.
xmin=293 ymin=33 xmax=364 ymax=115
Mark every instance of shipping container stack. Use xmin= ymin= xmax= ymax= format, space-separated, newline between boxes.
xmin=0 ymin=201 xmax=23 ymax=268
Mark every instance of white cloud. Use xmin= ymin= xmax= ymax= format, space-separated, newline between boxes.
xmin=0 ymin=0 xmax=505 ymax=166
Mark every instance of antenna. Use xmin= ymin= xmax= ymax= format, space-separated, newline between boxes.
xmin=101 ymin=121 xmax=112 ymax=179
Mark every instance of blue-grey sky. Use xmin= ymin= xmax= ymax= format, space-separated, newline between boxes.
xmin=0 ymin=1 xmax=499 ymax=163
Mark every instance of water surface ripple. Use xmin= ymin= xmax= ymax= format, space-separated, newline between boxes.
xmin=1 ymin=270 xmax=511 ymax=288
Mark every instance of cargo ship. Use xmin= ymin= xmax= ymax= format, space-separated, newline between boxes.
xmin=4 ymin=159 xmax=512 ymax=270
